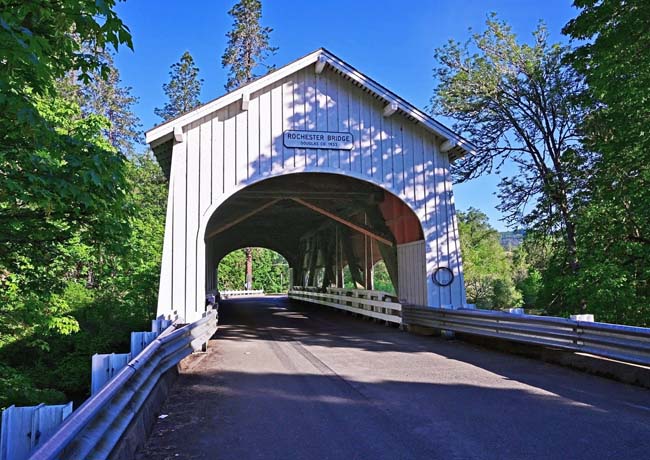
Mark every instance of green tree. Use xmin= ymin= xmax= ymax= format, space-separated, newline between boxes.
xmin=154 ymin=51 xmax=203 ymax=122
xmin=373 ymin=261 xmax=396 ymax=294
xmin=562 ymin=0 xmax=650 ymax=325
xmin=0 ymin=95 xmax=134 ymax=407
xmin=218 ymin=250 xmax=246 ymax=291
xmin=77 ymin=51 xmax=142 ymax=155
xmin=0 ymin=0 xmax=140 ymax=407
xmin=457 ymin=208 xmax=522 ymax=309
xmin=221 ymin=0 xmax=278 ymax=91
xmin=432 ymin=15 xmax=592 ymax=279
xmin=0 ymin=0 xmax=132 ymax=121
xmin=217 ymin=248 xmax=288 ymax=292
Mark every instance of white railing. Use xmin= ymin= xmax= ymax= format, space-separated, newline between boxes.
xmin=221 ymin=289 xmax=264 ymax=299
xmin=289 ymin=287 xmax=402 ymax=324
xmin=291 ymin=287 xmax=650 ymax=366
xmin=28 ymin=308 xmax=218 ymax=460
xmin=402 ymin=305 xmax=650 ymax=366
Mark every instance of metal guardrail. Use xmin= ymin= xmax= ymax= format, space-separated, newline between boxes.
xmin=28 ymin=309 xmax=218 ymax=460
xmin=403 ymin=305 xmax=650 ymax=366
xmin=289 ymin=288 xmax=402 ymax=324
xmin=221 ymin=289 xmax=264 ymax=299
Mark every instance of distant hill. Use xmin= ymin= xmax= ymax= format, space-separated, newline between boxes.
xmin=500 ymin=230 xmax=525 ymax=250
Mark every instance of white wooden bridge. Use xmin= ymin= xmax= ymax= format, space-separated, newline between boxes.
xmin=145 ymin=48 xmax=474 ymax=323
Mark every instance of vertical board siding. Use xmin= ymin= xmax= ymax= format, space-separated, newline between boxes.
xmin=432 ymin=135 xmax=452 ymax=306
xmin=360 ymin=93 xmax=372 ymax=177
xmin=397 ymin=240 xmax=427 ymax=305
xmin=422 ymin=134 xmax=440 ymax=307
xmin=185 ymin=124 xmax=200 ymax=313
xmin=337 ymin=76 xmax=350 ymax=170
xmin=283 ymin=77 xmax=297 ymax=169
xmin=199 ymin=120 xmax=212 ymax=216
xmin=402 ymin=124 xmax=415 ymax=205
xmin=211 ymin=111 xmax=224 ymax=197
xmin=235 ymin=105 xmax=248 ymax=183
xmin=442 ymin=153 xmax=465 ymax=307
xmin=287 ymin=71 xmax=306 ymax=168
xmin=270 ymin=81 xmax=284 ymax=173
xmin=171 ymin=140 xmax=186 ymax=313
xmin=157 ymin=174 xmax=175 ymax=313
xmin=247 ymin=93 xmax=260 ymax=179
xmin=258 ymin=90 xmax=272 ymax=175
xmin=159 ymin=66 xmax=468 ymax=320
xmin=223 ymin=105 xmax=236 ymax=191
xmin=348 ymin=88 xmax=361 ymax=174
xmin=326 ymin=74 xmax=339 ymax=168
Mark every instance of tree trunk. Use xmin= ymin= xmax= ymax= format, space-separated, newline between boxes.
xmin=245 ymin=247 xmax=253 ymax=290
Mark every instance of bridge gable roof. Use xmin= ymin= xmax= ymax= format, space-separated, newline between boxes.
xmin=145 ymin=48 xmax=475 ymax=176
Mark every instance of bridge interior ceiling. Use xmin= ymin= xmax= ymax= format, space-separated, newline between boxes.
xmin=204 ymin=173 xmax=423 ymax=291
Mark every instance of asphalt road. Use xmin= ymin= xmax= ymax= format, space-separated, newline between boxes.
xmin=138 ymin=296 xmax=650 ymax=460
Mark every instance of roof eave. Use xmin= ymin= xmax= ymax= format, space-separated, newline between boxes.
xmin=145 ymin=48 xmax=476 ymax=159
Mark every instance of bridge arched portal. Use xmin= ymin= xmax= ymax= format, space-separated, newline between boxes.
xmin=204 ymin=173 xmax=425 ymax=300
xmin=146 ymin=48 xmax=473 ymax=322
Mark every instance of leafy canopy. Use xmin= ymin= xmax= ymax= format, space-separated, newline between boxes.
xmin=0 ymin=0 xmax=132 ymax=117
xmin=560 ymin=0 xmax=650 ymax=325
xmin=432 ymin=15 xmax=592 ymax=277
xmin=457 ymin=208 xmax=522 ymax=309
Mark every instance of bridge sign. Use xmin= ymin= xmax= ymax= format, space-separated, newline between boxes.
xmin=283 ymin=130 xmax=354 ymax=150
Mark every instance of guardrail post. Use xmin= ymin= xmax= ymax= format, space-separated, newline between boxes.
xmin=570 ymin=314 xmax=593 ymax=348
xmin=570 ymin=314 xmax=595 ymax=322
xmin=440 ymin=304 xmax=455 ymax=339
xmin=0 ymin=402 xmax=72 ymax=460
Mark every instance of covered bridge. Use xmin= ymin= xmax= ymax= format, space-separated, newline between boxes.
xmin=146 ymin=48 xmax=474 ymax=323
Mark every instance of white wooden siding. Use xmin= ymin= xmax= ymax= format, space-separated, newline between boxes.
xmin=158 ymin=64 xmax=466 ymax=321
xmin=397 ymin=240 xmax=427 ymax=306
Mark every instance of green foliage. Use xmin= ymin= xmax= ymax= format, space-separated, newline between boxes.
xmin=221 ymin=0 xmax=278 ymax=91
xmin=74 ymin=51 xmax=142 ymax=155
xmin=0 ymin=0 xmax=166 ymax=407
xmin=217 ymin=248 xmax=289 ymax=292
xmin=154 ymin=51 xmax=203 ymax=122
xmin=218 ymin=250 xmax=246 ymax=291
xmin=373 ymin=261 xmax=395 ymax=294
xmin=0 ymin=0 xmax=132 ymax=119
xmin=0 ymin=155 xmax=166 ymax=406
xmin=0 ymin=364 xmax=66 ymax=410
xmin=458 ymin=208 xmax=522 ymax=309
xmin=560 ymin=1 xmax=650 ymax=326
xmin=432 ymin=14 xmax=592 ymax=276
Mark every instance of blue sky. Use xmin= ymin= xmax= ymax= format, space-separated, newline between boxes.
xmin=114 ymin=0 xmax=577 ymax=230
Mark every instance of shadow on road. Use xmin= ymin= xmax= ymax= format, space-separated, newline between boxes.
xmin=137 ymin=296 xmax=650 ymax=460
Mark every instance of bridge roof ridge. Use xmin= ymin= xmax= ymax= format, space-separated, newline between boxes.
xmin=145 ymin=47 xmax=475 ymax=160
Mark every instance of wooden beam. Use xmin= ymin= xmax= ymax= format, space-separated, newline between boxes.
xmin=290 ymin=198 xmax=394 ymax=246
xmin=241 ymin=92 xmax=250 ymax=111
xmin=205 ymin=199 xmax=280 ymax=239
xmin=440 ymin=139 xmax=457 ymax=153
xmin=340 ymin=226 xmax=364 ymax=288
xmin=383 ymin=101 xmax=398 ymax=117
xmin=173 ymin=126 xmax=184 ymax=143
xmin=315 ymin=55 xmax=327 ymax=74
xmin=238 ymin=190 xmax=383 ymax=202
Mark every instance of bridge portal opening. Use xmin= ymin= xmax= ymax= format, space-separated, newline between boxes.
xmin=217 ymin=248 xmax=290 ymax=293
xmin=204 ymin=173 xmax=424 ymax=302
